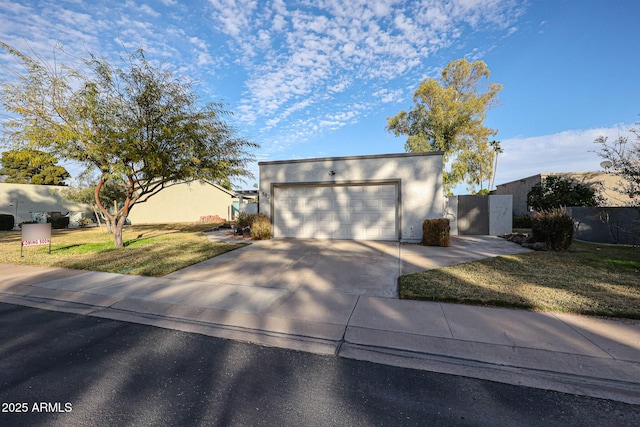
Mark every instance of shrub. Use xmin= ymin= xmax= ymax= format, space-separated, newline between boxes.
xmin=236 ymin=212 xmax=254 ymax=228
xmin=513 ymin=215 xmax=532 ymax=229
xmin=237 ymin=212 xmax=272 ymax=239
xmin=0 ymin=214 xmax=14 ymax=230
xmin=527 ymin=175 xmax=603 ymax=211
xmin=531 ymin=208 xmax=574 ymax=251
xmin=250 ymin=214 xmax=272 ymax=240
xmin=422 ymin=218 xmax=450 ymax=247
xmin=47 ymin=216 xmax=70 ymax=229
xmin=79 ymin=218 xmax=94 ymax=227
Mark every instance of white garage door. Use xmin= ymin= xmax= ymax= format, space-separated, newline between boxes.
xmin=273 ymin=184 xmax=398 ymax=240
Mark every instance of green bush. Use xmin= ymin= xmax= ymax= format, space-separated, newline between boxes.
xmin=422 ymin=218 xmax=450 ymax=247
xmin=531 ymin=208 xmax=574 ymax=251
xmin=250 ymin=214 xmax=272 ymax=240
xmin=0 ymin=214 xmax=14 ymax=230
xmin=513 ymin=215 xmax=532 ymax=229
xmin=47 ymin=216 xmax=70 ymax=229
xmin=236 ymin=212 xmax=254 ymax=228
xmin=237 ymin=212 xmax=272 ymax=239
xmin=79 ymin=217 xmax=94 ymax=227
xmin=527 ymin=175 xmax=603 ymax=211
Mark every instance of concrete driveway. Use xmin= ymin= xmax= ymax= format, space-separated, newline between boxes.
xmin=165 ymin=234 xmax=534 ymax=299
xmin=166 ymin=238 xmax=402 ymax=298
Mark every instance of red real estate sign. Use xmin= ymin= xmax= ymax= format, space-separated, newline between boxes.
xmin=21 ymin=223 xmax=52 ymax=256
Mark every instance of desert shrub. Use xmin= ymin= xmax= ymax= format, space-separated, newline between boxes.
xmin=422 ymin=218 xmax=450 ymax=247
xmin=513 ymin=215 xmax=532 ymax=229
xmin=531 ymin=208 xmax=574 ymax=251
xmin=250 ymin=214 xmax=272 ymax=240
xmin=0 ymin=214 xmax=14 ymax=230
xmin=236 ymin=212 xmax=254 ymax=228
xmin=79 ymin=217 xmax=94 ymax=227
xmin=237 ymin=212 xmax=271 ymax=239
xmin=47 ymin=216 xmax=70 ymax=229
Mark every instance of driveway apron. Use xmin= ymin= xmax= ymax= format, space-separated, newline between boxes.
xmin=165 ymin=238 xmax=401 ymax=298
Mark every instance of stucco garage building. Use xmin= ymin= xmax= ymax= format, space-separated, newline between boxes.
xmin=259 ymin=152 xmax=444 ymax=242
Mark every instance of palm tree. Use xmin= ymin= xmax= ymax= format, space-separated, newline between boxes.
xmin=489 ymin=140 xmax=503 ymax=191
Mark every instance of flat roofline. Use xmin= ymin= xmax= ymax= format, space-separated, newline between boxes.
xmin=496 ymin=171 xmax=607 ymax=187
xmin=258 ymin=151 xmax=444 ymax=166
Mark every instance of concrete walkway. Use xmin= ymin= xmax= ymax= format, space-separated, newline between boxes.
xmin=0 ymin=235 xmax=638 ymax=405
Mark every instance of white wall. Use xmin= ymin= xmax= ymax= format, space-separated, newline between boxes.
xmin=489 ymin=195 xmax=513 ymax=235
xmin=444 ymin=196 xmax=459 ymax=236
xmin=239 ymin=203 xmax=258 ymax=214
xmin=259 ymin=152 xmax=444 ymax=242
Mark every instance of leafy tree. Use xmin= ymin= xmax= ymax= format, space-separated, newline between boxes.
xmin=527 ymin=175 xmax=603 ymax=211
xmin=62 ymin=175 xmax=129 ymax=232
xmin=0 ymin=42 xmax=257 ymax=247
xmin=0 ymin=148 xmax=70 ymax=185
xmin=386 ymin=58 xmax=502 ymax=194
xmin=595 ymin=123 xmax=640 ymax=207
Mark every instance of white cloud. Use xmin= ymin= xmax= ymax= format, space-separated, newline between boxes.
xmin=496 ymin=125 xmax=635 ymax=185
xmin=0 ymin=0 xmax=530 ymax=173
xmin=207 ymin=0 xmax=257 ymax=37
xmin=139 ymin=4 xmax=160 ymax=18
xmin=373 ymin=88 xmax=404 ymax=104
xmin=216 ymin=0 xmax=523 ymax=133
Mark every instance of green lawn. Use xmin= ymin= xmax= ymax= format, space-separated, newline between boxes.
xmin=0 ymin=223 xmax=245 ymax=276
xmin=399 ymin=241 xmax=640 ymax=319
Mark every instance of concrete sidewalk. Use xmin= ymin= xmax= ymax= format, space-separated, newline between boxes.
xmin=0 ymin=236 xmax=638 ymax=405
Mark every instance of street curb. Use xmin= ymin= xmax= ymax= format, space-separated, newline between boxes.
xmin=0 ymin=293 xmax=342 ymax=356
xmin=338 ymin=341 xmax=640 ymax=405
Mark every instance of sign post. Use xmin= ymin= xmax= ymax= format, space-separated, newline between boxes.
xmin=21 ymin=223 xmax=52 ymax=257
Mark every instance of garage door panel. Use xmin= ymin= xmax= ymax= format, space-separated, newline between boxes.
xmin=365 ymin=199 xmax=381 ymax=208
xmin=349 ymin=213 xmax=364 ymax=223
xmin=335 ymin=212 xmax=350 ymax=222
xmin=316 ymin=212 xmax=333 ymax=222
xmin=316 ymin=198 xmax=333 ymax=210
xmin=274 ymin=184 xmax=398 ymax=240
xmin=380 ymin=197 xmax=396 ymax=208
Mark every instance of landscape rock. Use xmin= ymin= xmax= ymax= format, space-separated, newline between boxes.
xmin=522 ymin=242 xmax=548 ymax=251
xmin=499 ymin=233 xmax=547 ymax=251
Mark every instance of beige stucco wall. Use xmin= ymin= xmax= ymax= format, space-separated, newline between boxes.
xmin=494 ymin=175 xmax=542 ymax=216
xmin=0 ymin=182 xmax=93 ymax=224
xmin=494 ymin=172 xmax=632 ymax=215
xmin=126 ymin=181 xmax=235 ymax=224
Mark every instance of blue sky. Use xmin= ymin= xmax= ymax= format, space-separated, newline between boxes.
xmin=0 ymin=0 xmax=638 ymax=193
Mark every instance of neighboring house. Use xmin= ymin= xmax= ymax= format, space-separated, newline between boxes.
xmin=126 ymin=181 xmax=236 ymax=224
xmin=259 ymin=152 xmax=445 ymax=242
xmin=494 ymin=172 xmax=631 ymax=216
xmin=0 ymin=182 xmax=93 ymax=225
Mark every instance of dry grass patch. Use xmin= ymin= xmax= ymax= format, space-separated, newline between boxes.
xmin=399 ymin=241 xmax=640 ymax=319
xmin=0 ymin=223 xmax=245 ymax=276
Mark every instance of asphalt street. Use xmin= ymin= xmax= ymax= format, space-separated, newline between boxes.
xmin=1 ymin=303 xmax=638 ymax=427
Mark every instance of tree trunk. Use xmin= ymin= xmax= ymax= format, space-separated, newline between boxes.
xmin=491 ymin=155 xmax=499 ymax=191
xmin=113 ymin=217 xmax=125 ymax=248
